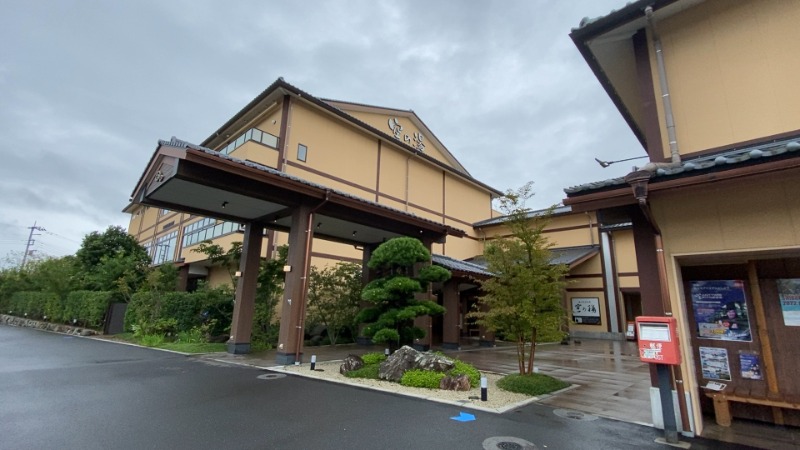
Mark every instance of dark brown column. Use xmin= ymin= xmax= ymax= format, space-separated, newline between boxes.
xmin=226 ymin=222 xmax=263 ymax=354
xmin=177 ymin=264 xmax=189 ymax=291
xmin=441 ymin=279 xmax=460 ymax=349
xmin=276 ymin=204 xmax=313 ymax=364
xmin=357 ymin=244 xmax=377 ymax=346
xmin=413 ymin=239 xmax=435 ymax=351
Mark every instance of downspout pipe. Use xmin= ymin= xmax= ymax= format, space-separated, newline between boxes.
xmin=644 ymin=5 xmax=682 ymax=168
xmin=294 ymin=190 xmax=331 ymax=362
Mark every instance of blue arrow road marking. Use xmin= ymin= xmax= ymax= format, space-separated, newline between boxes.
xmin=450 ymin=412 xmax=476 ymax=422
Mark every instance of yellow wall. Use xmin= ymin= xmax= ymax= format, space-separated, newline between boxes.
xmin=336 ymin=109 xmax=453 ymax=167
xmin=287 ymin=102 xmax=378 ymax=192
xmin=229 ymin=141 xmax=279 ymax=169
xmin=653 ymin=175 xmax=800 ymax=256
xmin=652 ymin=0 xmax=800 ymax=156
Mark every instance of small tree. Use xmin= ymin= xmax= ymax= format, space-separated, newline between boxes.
xmin=307 ymin=262 xmax=363 ymax=345
xmin=357 ymin=237 xmax=451 ymax=349
xmin=469 ymin=182 xmax=569 ymax=375
xmin=192 ymin=240 xmax=243 ymax=288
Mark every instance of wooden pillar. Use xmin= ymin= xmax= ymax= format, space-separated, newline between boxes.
xmin=441 ymin=279 xmax=460 ymax=349
xmin=748 ymin=261 xmax=784 ymax=425
xmin=413 ymin=238 xmax=435 ymax=351
xmin=227 ymin=222 xmax=263 ymax=354
xmin=276 ymin=204 xmax=313 ymax=365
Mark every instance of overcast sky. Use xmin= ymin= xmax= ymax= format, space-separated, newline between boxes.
xmin=0 ymin=0 xmax=643 ymax=264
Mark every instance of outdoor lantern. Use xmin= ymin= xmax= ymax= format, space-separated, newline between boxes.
xmin=625 ymin=170 xmax=652 ymax=204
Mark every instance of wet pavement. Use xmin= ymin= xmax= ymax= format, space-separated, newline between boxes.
xmin=207 ymin=338 xmax=800 ymax=448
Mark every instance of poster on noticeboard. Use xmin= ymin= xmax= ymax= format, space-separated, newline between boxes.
xmin=690 ymin=280 xmax=752 ymax=342
xmin=700 ymin=347 xmax=731 ymax=381
xmin=777 ymin=279 xmax=800 ymax=326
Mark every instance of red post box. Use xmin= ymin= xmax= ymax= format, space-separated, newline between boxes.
xmin=635 ymin=316 xmax=681 ymax=365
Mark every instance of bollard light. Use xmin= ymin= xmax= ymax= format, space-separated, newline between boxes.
xmin=480 ymin=376 xmax=488 ymax=402
xmin=310 ymin=355 xmax=317 ymax=371
xmin=384 ymin=348 xmax=390 ymax=357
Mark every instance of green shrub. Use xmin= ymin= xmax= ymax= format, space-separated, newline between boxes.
xmin=344 ymin=364 xmax=380 ymax=379
xmin=496 ymin=373 xmax=570 ymax=396
xmin=450 ymin=360 xmax=481 ymax=388
xmin=400 ymin=369 xmax=446 ymax=389
xmin=138 ymin=334 xmax=165 ymax=347
xmin=360 ymin=352 xmax=387 ymax=365
xmin=9 ymin=291 xmax=55 ymax=319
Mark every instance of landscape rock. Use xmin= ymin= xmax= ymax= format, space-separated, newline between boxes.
xmin=439 ymin=374 xmax=471 ymax=391
xmin=340 ymin=354 xmax=365 ymax=374
xmin=378 ymin=345 xmax=455 ymax=382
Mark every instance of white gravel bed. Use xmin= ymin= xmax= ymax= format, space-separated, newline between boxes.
xmin=268 ymin=360 xmax=542 ymax=413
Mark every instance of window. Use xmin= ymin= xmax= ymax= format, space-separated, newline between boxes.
xmin=297 ymin=143 xmax=308 ymax=162
xmin=153 ymin=231 xmax=178 ymax=265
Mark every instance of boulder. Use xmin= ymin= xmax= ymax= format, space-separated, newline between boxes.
xmin=378 ymin=345 xmax=455 ymax=382
xmin=340 ymin=354 xmax=365 ymax=374
xmin=439 ymin=374 xmax=471 ymax=391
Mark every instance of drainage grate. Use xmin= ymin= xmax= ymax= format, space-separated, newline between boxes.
xmin=482 ymin=436 xmax=536 ymax=450
xmin=257 ymin=373 xmax=287 ymax=380
xmin=553 ymin=409 xmax=598 ymax=421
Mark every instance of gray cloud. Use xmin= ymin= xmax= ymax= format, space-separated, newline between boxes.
xmin=0 ymin=0 xmax=642 ymax=261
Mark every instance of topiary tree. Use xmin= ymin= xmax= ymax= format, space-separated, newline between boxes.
xmin=356 ymin=237 xmax=451 ymax=349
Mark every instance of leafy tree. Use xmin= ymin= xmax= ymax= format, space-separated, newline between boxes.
xmin=357 ymin=237 xmax=450 ymax=349
xmin=469 ymin=182 xmax=569 ymax=375
xmin=27 ymin=256 xmax=80 ymax=300
xmin=192 ymin=240 xmax=243 ymax=288
xmin=75 ymin=226 xmax=150 ymax=296
xmin=307 ymin=262 xmax=363 ymax=345
xmin=193 ymin=241 xmax=287 ymax=347
xmin=76 ymin=226 xmax=150 ymax=270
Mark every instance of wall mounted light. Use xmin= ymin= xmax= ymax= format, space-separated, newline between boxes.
xmin=221 ymin=201 xmax=229 ymax=208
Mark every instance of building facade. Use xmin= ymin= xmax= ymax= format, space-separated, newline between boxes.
xmin=568 ymin=0 xmax=800 ymax=435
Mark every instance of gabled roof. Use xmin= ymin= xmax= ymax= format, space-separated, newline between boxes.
xmin=432 ymin=254 xmax=492 ymax=278
xmin=473 ymin=205 xmax=572 ymax=228
xmin=125 ymin=137 xmax=466 ymax=246
xmin=569 ymin=0 xmax=702 ymax=149
xmin=322 ymin=98 xmax=470 ymax=175
xmin=199 ymin=77 xmax=501 ymax=197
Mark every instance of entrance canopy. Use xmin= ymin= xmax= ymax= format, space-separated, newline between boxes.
xmin=127 ymin=137 xmax=465 ymax=246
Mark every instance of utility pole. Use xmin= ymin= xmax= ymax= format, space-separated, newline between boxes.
xmin=21 ymin=222 xmax=46 ymax=268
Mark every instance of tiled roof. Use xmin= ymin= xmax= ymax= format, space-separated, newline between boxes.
xmin=432 ymin=254 xmax=493 ymax=277
xmin=159 ymin=137 xmax=464 ymax=234
xmin=549 ymin=245 xmax=599 ymax=266
xmin=565 ymin=137 xmax=800 ymax=195
xmin=473 ymin=205 xmax=573 ymax=227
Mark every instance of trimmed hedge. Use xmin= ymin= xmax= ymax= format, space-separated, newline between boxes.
xmin=7 ymin=290 xmax=114 ymax=328
xmin=125 ymin=288 xmax=233 ymax=335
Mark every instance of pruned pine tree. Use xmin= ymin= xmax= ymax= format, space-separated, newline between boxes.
xmin=357 ymin=237 xmax=450 ymax=349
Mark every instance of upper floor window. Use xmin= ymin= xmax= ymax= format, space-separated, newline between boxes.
xmin=297 ymin=144 xmax=308 ymax=162
xmin=221 ymin=127 xmax=279 ymax=155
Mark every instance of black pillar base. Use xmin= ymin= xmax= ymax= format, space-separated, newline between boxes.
xmin=227 ymin=342 xmax=250 ymax=354
xmin=276 ymin=351 xmax=302 ymax=365
xmin=441 ymin=342 xmax=460 ymax=350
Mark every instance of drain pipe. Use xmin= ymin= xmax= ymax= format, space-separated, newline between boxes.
xmin=645 ymin=6 xmax=680 ymax=165
xmin=294 ymin=190 xmax=331 ymax=362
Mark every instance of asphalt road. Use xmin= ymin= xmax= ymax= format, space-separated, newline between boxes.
xmin=0 ymin=326 xmax=738 ymax=450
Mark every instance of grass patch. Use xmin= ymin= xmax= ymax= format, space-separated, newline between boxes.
xmin=344 ymin=364 xmax=380 ymax=379
xmin=496 ymin=373 xmax=570 ymax=396
xmin=158 ymin=342 xmax=226 ymax=353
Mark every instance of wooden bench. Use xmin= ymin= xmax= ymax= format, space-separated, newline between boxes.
xmin=705 ymin=386 xmax=800 ymax=427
